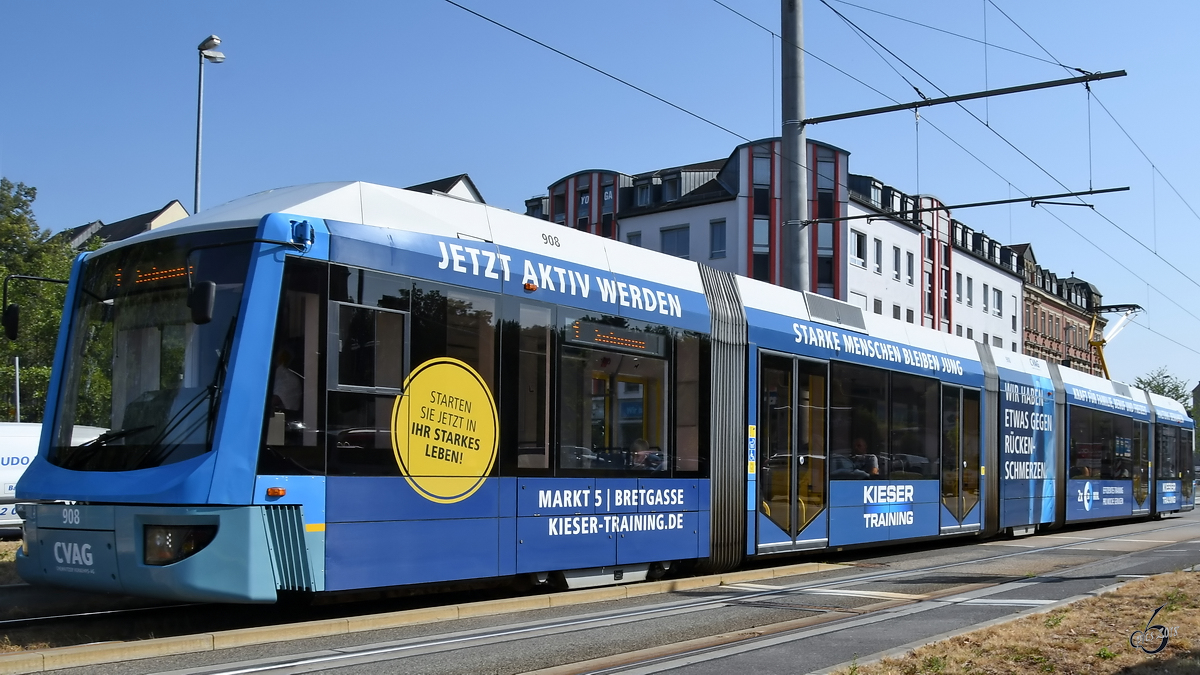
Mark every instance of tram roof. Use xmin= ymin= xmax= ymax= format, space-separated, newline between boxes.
xmin=163 ymin=181 xmax=443 ymax=234
xmin=101 ymin=180 xmax=711 ymax=305
xmin=1147 ymin=391 xmax=1192 ymax=424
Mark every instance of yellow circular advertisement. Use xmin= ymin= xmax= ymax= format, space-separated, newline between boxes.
xmin=391 ymin=357 xmax=498 ymax=503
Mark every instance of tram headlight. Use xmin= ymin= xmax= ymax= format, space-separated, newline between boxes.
xmin=143 ymin=524 xmax=218 ymax=566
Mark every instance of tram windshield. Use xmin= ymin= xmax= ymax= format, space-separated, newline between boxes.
xmin=48 ymin=229 xmax=255 ymax=471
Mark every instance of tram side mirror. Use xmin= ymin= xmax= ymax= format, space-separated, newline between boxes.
xmin=2 ymin=303 xmax=18 ymax=340
xmin=189 ymin=281 xmax=216 ymax=325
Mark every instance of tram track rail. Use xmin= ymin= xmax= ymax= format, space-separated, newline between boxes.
xmin=0 ymin=523 xmax=1111 ymax=632
xmin=130 ymin=517 xmax=1200 ymax=675
xmin=0 ymin=602 xmax=198 ymax=630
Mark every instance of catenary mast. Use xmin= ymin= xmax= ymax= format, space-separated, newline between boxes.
xmin=781 ymin=0 xmax=809 ymax=292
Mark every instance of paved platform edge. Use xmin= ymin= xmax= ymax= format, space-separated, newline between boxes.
xmin=0 ymin=562 xmax=849 ymax=674
xmin=810 ymin=579 xmax=1131 ymax=675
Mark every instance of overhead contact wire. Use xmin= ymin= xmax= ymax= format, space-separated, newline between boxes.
xmin=831 ymin=0 xmax=1200 ymax=305
xmin=1130 ymin=320 xmax=1200 ymax=357
xmin=448 ymin=0 xmax=1200 ymax=347
xmin=736 ymin=0 xmax=1200 ymax=341
xmin=824 ymin=0 xmax=1200 ymax=310
xmin=821 ymin=0 xmax=1200 ymax=331
xmin=441 ymin=0 xmax=752 ymax=144
xmin=987 ymin=1 xmax=1200 ymax=292
xmin=829 ymin=0 xmax=1080 ymax=70
xmin=719 ymin=0 xmax=1200 ymax=331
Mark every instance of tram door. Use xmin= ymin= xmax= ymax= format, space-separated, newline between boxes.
xmin=759 ymin=354 xmax=827 ymax=544
xmin=940 ymin=386 xmax=982 ymax=531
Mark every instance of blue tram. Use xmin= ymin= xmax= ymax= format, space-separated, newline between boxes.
xmin=13 ymin=182 xmax=1194 ymax=602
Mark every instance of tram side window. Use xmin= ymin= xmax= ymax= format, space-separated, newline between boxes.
xmin=325 ymin=270 xmax=415 ymax=477
xmin=674 ymin=333 xmax=707 ymax=474
xmin=1094 ymin=413 xmax=1117 ymax=477
xmin=328 ymin=280 xmax=499 ymax=477
xmin=1068 ymin=406 xmax=1133 ymax=480
xmin=1182 ymin=429 xmax=1194 ymax=498
xmin=338 ymin=306 xmax=406 ymax=389
xmin=829 ymin=363 xmax=887 ymax=479
xmin=962 ymin=389 xmax=981 ymax=505
xmin=508 ymin=301 xmax=553 ymax=472
xmin=1133 ymin=421 xmax=1150 ymax=504
xmin=410 ymin=283 xmax=497 ymax=391
xmin=1113 ymin=415 xmax=1134 ymax=478
xmin=1069 ymin=407 xmax=1093 ymax=478
xmin=829 ymin=364 xmax=939 ymax=480
xmin=889 ymin=374 xmax=939 ymax=479
xmin=258 ymin=259 xmax=328 ymax=476
xmin=1157 ymin=425 xmax=1179 ymax=479
xmin=942 ymin=386 xmax=961 ymax=502
xmin=559 ymin=319 xmax=668 ymax=474
xmin=1113 ymin=413 xmax=1132 ymax=475
xmin=329 ymin=265 xmax=411 ymax=311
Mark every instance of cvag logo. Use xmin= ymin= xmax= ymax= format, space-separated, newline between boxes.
xmin=53 ymin=541 xmax=93 ymax=566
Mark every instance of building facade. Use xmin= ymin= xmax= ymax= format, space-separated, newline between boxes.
xmin=1010 ymin=244 xmax=1107 ymax=376
xmin=525 ymin=139 xmax=1124 ymax=364
xmin=843 ymin=177 xmax=1023 ymax=348
xmin=949 ymin=220 xmax=1023 ymax=353
xmin=524 ymin=139 xmax=855 ymax=292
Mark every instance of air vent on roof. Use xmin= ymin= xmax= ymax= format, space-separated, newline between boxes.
xmin=804 ymin=292 xmax=867 ymax=332
xmin=1112 ymin=382 xmax=1131 ymax=399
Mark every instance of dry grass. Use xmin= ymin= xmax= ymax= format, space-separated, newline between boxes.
xmin=835 ymin=570 xmax=1200 ymax=675
xmin=0 ymin=635 xmax=49 ymax=653
xmin=0 ymin=540 xmax=21 ymax=585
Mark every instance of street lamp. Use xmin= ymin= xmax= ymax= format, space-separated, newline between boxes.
xmin=195 ymin=34 xmax=225 ymax=215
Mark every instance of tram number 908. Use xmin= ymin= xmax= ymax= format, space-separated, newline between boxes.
xmin=62 ymin=508 xmax=81 ymax=525
xmin=542 ymin=234 xmax=560 ymax=248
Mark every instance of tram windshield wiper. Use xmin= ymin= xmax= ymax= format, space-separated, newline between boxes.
xmin=59 ymin=425 xmax=156 ymax=470
xmin=132 ymin=319 xmax=237 ymax=470
xmin=76 ymin=425 xmax=156 ymax=448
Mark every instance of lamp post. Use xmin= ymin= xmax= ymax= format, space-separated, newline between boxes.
xmin=195 ymin=35 xmax=225 ymax=215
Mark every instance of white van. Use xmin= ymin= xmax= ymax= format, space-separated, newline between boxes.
xmin=0 ymin=422 xmax=104 ymax=528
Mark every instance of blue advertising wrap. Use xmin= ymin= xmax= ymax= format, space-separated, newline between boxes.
xmin=326 ymin=221 xmax=711 ymax=333
xmin=745 ymin=308 xmax=984 ymax=387
xmin=1066 ymin=386 xmax=1151 ymax=421
xmin=323 ymin=475 xmax=706 ymax=590
xmin=829 ymin=481 xmax=940 ymax=546
xmin=998 ymin=370 xmax=1056 ymax=528
xmin=515 ymin=478 xmax=704 ymax=571
xmin=1066 ymin=479 xmax=1133 ymax=521
xmin=1158 ymin=480 xmax=1182 ymax=511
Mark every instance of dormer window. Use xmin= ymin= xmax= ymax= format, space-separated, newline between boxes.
xmin=663 ymin=176 xmax=680 ymax=202
xmin=635 ymin=183 xmax=651 ymax=207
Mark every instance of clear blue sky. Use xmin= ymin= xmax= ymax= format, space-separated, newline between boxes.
xmin=2 ymin=0 xmax=1197 ymax=386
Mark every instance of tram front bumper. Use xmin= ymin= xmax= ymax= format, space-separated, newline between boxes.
xmin=17 ymin=504 xmax=281 ymax=603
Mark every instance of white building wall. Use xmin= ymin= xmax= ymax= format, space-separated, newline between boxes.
xmin=616 ymin=201 xmax=742 ymax=274
xmin=950 ymin=252 xmax=1022 ymax=351
xmin=844 ymin=202 xmax=923 ymax=327
xmin=839 ymin=200 xmax=1022 ymax=346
